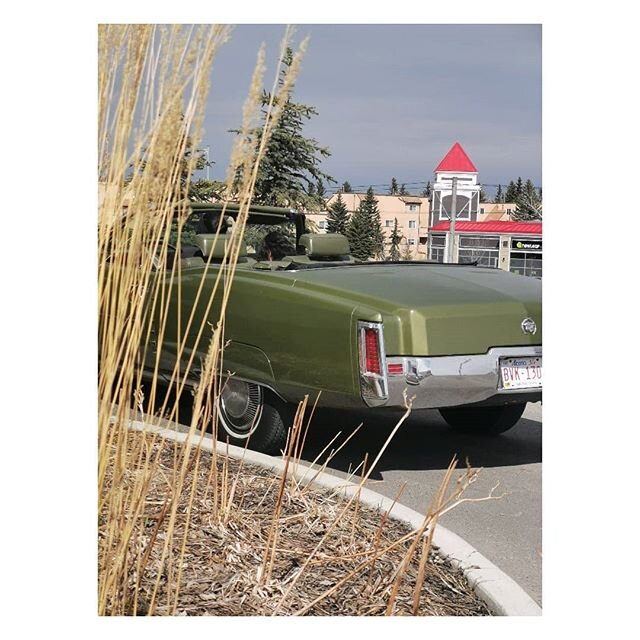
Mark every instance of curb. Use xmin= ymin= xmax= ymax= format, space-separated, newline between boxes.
xmin=128 ymin=418 xmax=542 ymax=616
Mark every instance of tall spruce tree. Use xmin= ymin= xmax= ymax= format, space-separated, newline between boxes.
xmin=341 ymin=181 xmax=353 ymax=193
xmin=399 ymin=183 xmax=408 ymax=195
xmin=326 ymin=193 xmax=350 ymax=235
xmin=504 ymin=180 xmax=518 ymax=203
xmin=231 ymin=48 xmax=334 ymax=212
xmin=421 ymin=181 xmax=432 ymax=198
xmin=513 ymin=179 xmax=542 ymax=221
xmin=389 ymin=218 xmax=403 ymax=261
xmin=515 ymin=177 xmax=524 ymax=200
xmin=494 ymin=184 xmax=504 ymax=203
xmin=479 ymin=185 xmax=488 ymax=203
xmin=346 ymin=206 xmax=374 ymax=261
xmin=389 ymin=178 xmax=398 ymax=195
xmin=347 ymin=187 xmax=384 ymax=261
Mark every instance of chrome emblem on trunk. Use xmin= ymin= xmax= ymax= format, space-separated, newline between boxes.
xmin=521 ymin=318 xmax=537 ymax=335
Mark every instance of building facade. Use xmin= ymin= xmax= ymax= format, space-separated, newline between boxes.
xmin=426 ymin=142 xmax=542 ymax=277
xmin=307 ymin=192 xmax=430 ymax=259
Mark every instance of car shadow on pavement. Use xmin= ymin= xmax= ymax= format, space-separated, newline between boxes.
xmin=298 ymin=407 xmax=542 ymax=480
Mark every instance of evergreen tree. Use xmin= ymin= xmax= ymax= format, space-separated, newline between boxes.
xmin=401 ymin=242 xmax=413 ymax=261
xmin=389 ymin=178 xmax=399 ymax=195
xmin=347 ymin=187 xmax=384 ymax=261
xmin=389 ymin=218 xmax=403 ymax=261
xmin=504 ymin=180 xmax=518 ymax=203
xmin=342 ymin=181 xmax=353 ymax=193
xmin=513 ymin=179 xmax=542 ymax=221
xmin=479 ymin=185 xmax=488 ymax=203
xmin=399 ymin=183 xmax=408 ymax=195
xmin=515 ymin=177 xmax=524 ymax=200
xmin=316 ymin=179 xmax=326 ymax=200
xmin=231 ymin=48 xmax=334 ymax=212
xmin=346 ymin=207 xmax=374 ymax=261
xmin=421 ymin=181 xmax=432 ymax=198
xmin=494 ymin=184 xmax=504 ymax=203
xmin=326 ymin=193 xmax=350 ymax=235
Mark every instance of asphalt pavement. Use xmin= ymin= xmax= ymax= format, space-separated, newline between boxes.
xmin=298 ymin=401 xmax=542 ymax=606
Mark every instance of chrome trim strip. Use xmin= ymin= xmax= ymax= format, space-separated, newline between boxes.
xmin=385 ymin=346 xmax=542 ymax=409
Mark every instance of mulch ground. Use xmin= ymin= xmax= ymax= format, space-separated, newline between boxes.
xmin=101 ymin=433 xmax=491 ymax=616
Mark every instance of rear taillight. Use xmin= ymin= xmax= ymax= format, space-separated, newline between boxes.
xmin=357 ymin=321 xmax=388 ymax=407
xmin=364 ymin=328 xmax=381 ymax=374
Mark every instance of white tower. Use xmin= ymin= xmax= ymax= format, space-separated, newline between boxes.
xmin=430 ymin=142 xmax=481 ymax=226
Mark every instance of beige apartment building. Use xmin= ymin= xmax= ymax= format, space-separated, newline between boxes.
xmin=307 ymin=192 xmax=431 ymax=259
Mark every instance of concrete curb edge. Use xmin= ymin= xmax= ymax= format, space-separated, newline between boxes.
xmin=128 ymin=419 xmax=542 ymax=616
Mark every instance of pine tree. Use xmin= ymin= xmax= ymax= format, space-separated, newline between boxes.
xmin=479 ymin=185 xmax=488 ymax=203
xmin=347 ymin=187 xmax=384 ymax=261
xmin=399 ymin=184 xmax=408 ymax=196
xmin=346 ymin=207 xmax=374 ymax=261
xmin=401 ymin=242 xmax=413 ymax=261
xmin=515 ymin=177 xmax=524 ymax=200
xmin=326 ymin=193 xmax=350 ymax=235
xmin=342 ymin=181 xmax=353 ymax=193
xmin=513 ymin=179 xmax=542 ymax=221
xmin=389 ymin=218 xmax=403 ymax=261
xmin=504 ymin=180 xmax=518 ymax=203
xmin=494 ymin=184 xmax=504 ymax=203
xmin=421 ymin=181 xmax=432 ymax=198
xmin=389 ymin=178 xmax=398 ymax=195
xmin=231 ymin=48 xmax=334 ymax=212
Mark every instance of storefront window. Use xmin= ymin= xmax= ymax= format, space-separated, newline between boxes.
xmin=510 ymin=237 xmax=543 ymax=278
xmin=458 ymin=235 xmax=499 ymax=268
xmin=429 ymin=234 xmax=446 ymax=263
xmin=510 ymin=252 xmax=542 ymax=278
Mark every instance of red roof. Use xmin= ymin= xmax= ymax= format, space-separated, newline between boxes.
xmin=431 ymin=221 xmax=542 ymax=235
xmin=434 ymin=142 xmax=478 ymax=173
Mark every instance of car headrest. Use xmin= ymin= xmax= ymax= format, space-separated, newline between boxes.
xmin=194 ymin=233 xmax=247 ymax=260
xmin=297 ymin=233 xmax=351 ymax=259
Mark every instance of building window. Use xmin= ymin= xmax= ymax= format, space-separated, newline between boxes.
xmin=408 ymin=220 xmax=416 ymax=229
xmin=406 ymin=204 xmax=419 ymax=212
xmin=318 ymin=220 xmax=326 ymax=230
xmin=480 ymin=207 xmax=485 ymax=214
xmin=408 ymin=238 xmax=416 ymax=245
xmin=385 ymin=219 xmax=393 ymax=227
xmin=458 ymin=235 xmax=500 ymax=268
xmin=510 ymin=253 xmax=542 ymax=278
xmin=429 ymin=234 xmax=446 ymax=263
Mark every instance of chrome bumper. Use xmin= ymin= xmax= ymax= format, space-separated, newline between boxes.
xmin=384 ymin=346 xmax=542 ymax=409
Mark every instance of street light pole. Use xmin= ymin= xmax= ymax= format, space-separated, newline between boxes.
xmin=447 ymin=176 xmax=458 ymax=263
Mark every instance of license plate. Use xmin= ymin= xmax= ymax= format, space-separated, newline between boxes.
xmin=500 ymin=356 xmax=542 ymax=390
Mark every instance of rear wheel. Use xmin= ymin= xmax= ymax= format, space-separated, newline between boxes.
xmin=439 ymin=402 xmax=526 ymax=435
xmin=216 ymin=378 xmax=290 ymax=454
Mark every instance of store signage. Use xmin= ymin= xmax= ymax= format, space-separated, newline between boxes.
xmin=511 ymin=239 xmax=542 ymax=251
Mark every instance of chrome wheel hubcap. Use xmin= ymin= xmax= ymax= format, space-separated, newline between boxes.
xmin=219 ymin=378 xmax=263 ymax=438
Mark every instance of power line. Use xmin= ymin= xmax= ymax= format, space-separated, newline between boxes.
xmin=323 ymin=180 xmax=542 ymax=195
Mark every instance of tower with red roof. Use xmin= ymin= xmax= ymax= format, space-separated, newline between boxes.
xmin=430 ymin=142 xmax=481 ymax=227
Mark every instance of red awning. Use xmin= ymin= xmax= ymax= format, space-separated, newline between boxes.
xmin=430 ymin=221 xmax=542 ymax=235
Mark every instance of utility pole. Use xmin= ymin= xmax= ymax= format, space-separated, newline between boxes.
xmin=446 ymin=176 xmax=458 ymax=263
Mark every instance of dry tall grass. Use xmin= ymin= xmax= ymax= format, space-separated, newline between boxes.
xmin=98 ymin=24 xmax=495 ymax=617
xmin=98 ymin=23 xmax=308 ymax=614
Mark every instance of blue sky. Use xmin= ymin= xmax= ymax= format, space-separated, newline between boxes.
xmin=202 ymin=24 xmax=541 ymax=195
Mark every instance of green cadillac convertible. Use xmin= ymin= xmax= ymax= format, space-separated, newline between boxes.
xmin=145 ymin=202 xmax=542 ymax=454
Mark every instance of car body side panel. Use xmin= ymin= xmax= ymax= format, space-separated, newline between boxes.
xmin=150 ymin=261 xmax=541 ymax=409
